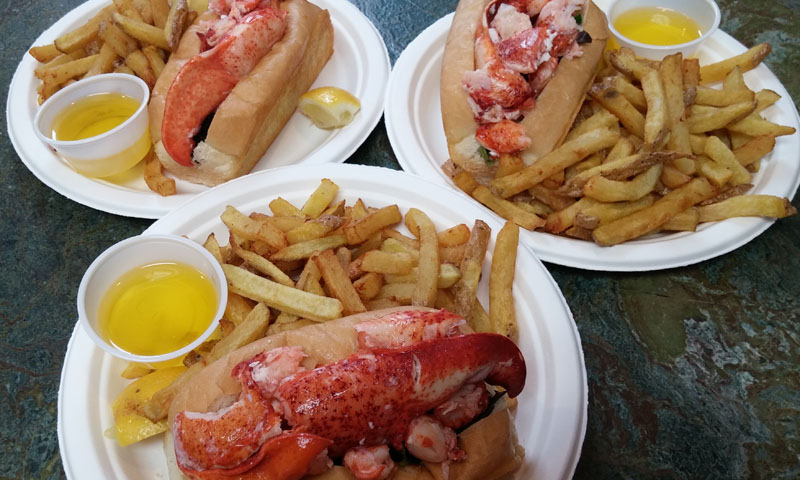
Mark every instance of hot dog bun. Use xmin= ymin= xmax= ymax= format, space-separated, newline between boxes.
xmin=149 ymin=0 xmax=334 ymax=186
xmin=441 ymin=0 xmax=609 ymax=182
xmin=165 ymin=307 xmax=524 ymax=479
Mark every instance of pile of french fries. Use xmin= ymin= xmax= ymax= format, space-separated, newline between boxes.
xmin=29 ymin=0 xmax=194 ymax=196
xmin=29 ymin=0 xmax=192 ymax=104
xmin=446 ymin=43 xmax=797 ymax=246
xmin=114 ymin=178 xmax=520 ymax=429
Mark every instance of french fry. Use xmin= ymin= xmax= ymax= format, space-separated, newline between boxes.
xmin=359 ymin=250 xmax=415 ymax=275
xmin=113 ymin=0 xmax=144 ymax=22
xmin=489 ymin=222 xmax=518 ymax=341
xmin=269 ymin=197 xmax=304 ymax=217
xmin=640 ymin=69 xmax=668 ymax=146
xmin=221 ymin=206 xmax=288 ymax=252
xmin=733 ymin=135 xmax=776 ymax=167
xmin=150 ymin=0 xmax=170 ymax=29
xmin=28 ymin=44 xmax=61 ymax=63
xmin=451 ymin=220 xmax=490 ymax=317
xmin=726 ymin=114 xmax=796 ymax=137
xmin=660 ymin=53 xmax=693 ymax=156
xmin=85 ymin=42 xmax=119 ymax=77
xmin=125 ymin=49 xmax=157 ymax=88
xmin=270 ymin=235 xmax=347 ymax=262
xmin=143 ymin=147 xmax=176 ymax=196
xmin=491 ymin=128 xmax=620 ymax=198
xmin=301 ymin=178 xmax=339 ymax=218
xmin=660 ymin=207 xmax=699 ymax=231
xmin=99 ymin=22 xmax=140 ymax=57
xmin=564 ymin=108 xmax=619 ymax=142
xmin=165 ymin=0 xmax=189 ymax=50
xmin=286 ymin=216 xmax=344 ymax=244
xmin=54 ymin=5 xmax=115 ymax=53
xmin=687 ymin=101 xmax=755 ymax=133
xmin=353 ymin=272 xmax=384 ymax=302
xmin=592 ymin=178 xmax=717 ymax=246
xmin=406 ymin=209 xmax=439 ymax=307
xmin=582 ymin=164 xmax=663 ymax=202
xmin=699 ymin=43 xmax=771 ymax=85
xmin=704 ymin=136 xmax=751 ymax=186
xmin=608 ymin=75 xmax=647 ymax=111
xmin=544 ymin=197 xmax=599 ymax=233
xmin=588 ymin=82 xmax=645 ymax=138
xmin=224 ymin=292 xmax=254 ymax=326
xmin=580 ymin=194 xmax=657 ymax=226
xmin=312 ymin=249 xmax=366 ymax=316
xmin=223 ymin=264 xmax=343 ymax=320
xmin=37 ymin=54 xmax=98 ymax=85
xmin=696 ymin=155 xmax=733 ymax=188
xmin=343 ymin=205 xmax=402 ymax=245
xmin=697 ymin=195 xmax=797 ymax=222
xmin=231 ymin=244 xmax=295 ymax=287
xmin=682 ymin=58 xmax=700 ymax=106
xmin=114 ymin=12 xmax=170 ymax=50
xmin=142 ymin=45 xmax=166 ymax=78
xmin=472 ymin=186 xmax=546 ymax=230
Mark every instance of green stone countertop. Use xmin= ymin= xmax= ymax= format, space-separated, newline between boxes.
xmin=1 ymin=0 xmax=798 ymax=478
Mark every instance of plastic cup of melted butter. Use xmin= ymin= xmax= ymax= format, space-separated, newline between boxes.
xmin=606 ymin=0 xmax=720 ymax=59
xmin=33 ymin=73 xmax=151 ymax=178
xmin=78 ymin=234 xmax=228 ymax=363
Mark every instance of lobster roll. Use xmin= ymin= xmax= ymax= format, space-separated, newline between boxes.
xmin=441 ymin=0 xmax=609 ymax=183
xmin=149 ymin=0 xmax=334 ymax=186
xmin=164 ymin=307 xmax=527 ymax=480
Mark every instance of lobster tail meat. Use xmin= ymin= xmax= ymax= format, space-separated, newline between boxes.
xmin=161 ymin=5 xmax=287 ymax=166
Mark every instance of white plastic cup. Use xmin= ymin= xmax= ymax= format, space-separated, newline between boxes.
xmin=33 ymin=73 xmax=151 ymax=178
xmin=606 ymin=0 xmax=721 ymax=60
xmin=77 ymin=234 xmax=228 ymax=363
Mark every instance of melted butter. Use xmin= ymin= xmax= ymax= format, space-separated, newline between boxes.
xmin=614 ymin=7 xmax=702 ymax=46
xmin=99 ymin=262 xmax=217 ymax=357
xmin=51 ymin=92 xmax=139 ymax=141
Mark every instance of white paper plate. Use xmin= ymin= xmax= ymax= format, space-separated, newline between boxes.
xmin=7 ymin=0 xmax=390 ymax=219
xmin=58 ymin=164 xmax=587 ymax=480
xmin=385 ymin=12 xmax=800 ymax=271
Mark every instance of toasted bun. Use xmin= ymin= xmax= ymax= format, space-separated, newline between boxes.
xmin=166 ymin=307 xmax=524 ymax=480
xmin=149 ymin=0 xmax=334 ymax=186
xmin=440 ymin=0 xmax=609 ymax=180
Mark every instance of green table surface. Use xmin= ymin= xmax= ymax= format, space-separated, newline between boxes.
xmin=1 ymin=0 xmax=798 ymax=478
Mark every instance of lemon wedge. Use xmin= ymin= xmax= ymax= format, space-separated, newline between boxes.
xmin=298 ymin=87 xmax=361 ymax=129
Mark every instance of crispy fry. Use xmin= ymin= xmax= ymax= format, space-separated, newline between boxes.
xmin=232 ymin=244 xmax=295 ymax=287
xmin=54 ymin=5 xmax=115 ymax=53
xmin=697 ymin=195 xmax=797 ymax=221
xmin=312 ymin=249 xmax=366 ymax=316
xmin=592 ymin=178 xmax=717 ymax=246
xmin=99 ymin=21 xmax=140 ymax=57
xmin=353 ymin=272 xmax=384 ymax=302
xmin=165 ymin=0 xmax=189 ymax=50
xmin=588 ymin=82 xmax=645 ymax=138
xmin=472 ymin=186 xmax=545 ymax=230
xmin=125 ymin=49 xmax=157 ymax=88
xmin=150 ymin=0 xmax=170 ymax=28
xmin=114 ymin=12 xmax=170 ymax=50
xmin=704 ymin=136 xmax=751 ymax=186
xmin=491 ymin=128 xmax=620 ymax=198
xmin=583 ymin=164 xmax=663 ymax=202
xmin=28 ymin=44 xmax=61 ymax=63
xmin=641 ymin=69 xmax=668 ymax=146
xmin=270 ymin=235 xmax=348 ymax=262
xmin=733 ymin=135 xmax=776 ymax=167
xmin=699 ymin=43 xmax=771 ymax=85
xmin=223 ymin=264 xmax=343 ymax=320
xmin=85 ymin=42 xmax=119 ymax=77
xmin=301 ymin=178 xmax=339 ymax=218
xmin=489 ymin=222 xmax=518 ymax=341
xmin=343 ymin=205 xmax=402 ymax=245
xmin=221 ymin=205 xmax=288 ymax=252
xmin=687 ymin=101 xmax=755 ymax=134
xmin=660 ymin=207 xmax=699 ymax=231
xmin=286 ymin=216 xmax=344 ymax=244
xmin=406 ymin=209 xmax=439 ymax=307
xmin=142 ymin=45 xmax=166 ymax=78
xmin=452 ymin=220 xmax=490 ymax=317
xmin=143 ymin=147 xmax=176 ymax=196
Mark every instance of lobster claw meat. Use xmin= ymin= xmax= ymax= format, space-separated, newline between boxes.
xmin=161 ymin=4 xmax=287 ymax=166
xmin=276 ymin=333 xmax=526 ymax=457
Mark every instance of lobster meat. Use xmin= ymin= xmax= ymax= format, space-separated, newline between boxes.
xmin=161 ymin=0 xmax=287 ymax=166
xmin=172 ymin=309 xmax=526 ymax=480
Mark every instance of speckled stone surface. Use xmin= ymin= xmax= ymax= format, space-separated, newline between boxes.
xmin=1 ymin=1 xmax=798 ymax=479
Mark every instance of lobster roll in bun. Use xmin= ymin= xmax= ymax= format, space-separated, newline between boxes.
xmin=164 ymin=307 xmax=527 ymax=480
xmin=149 ymin=0 xmax=334 ymax=186
xmin=441 ymin=0 xmax=609 ymax=183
